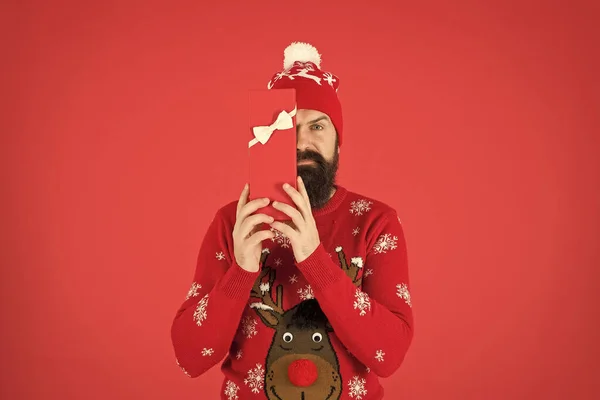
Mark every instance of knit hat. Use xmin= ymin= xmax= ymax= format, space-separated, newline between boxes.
xmin=267 ymin=42 xmax=344 ymax=146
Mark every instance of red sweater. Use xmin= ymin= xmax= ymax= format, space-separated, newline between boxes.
xmin=171 ymin=186 xmax=414 ymax=399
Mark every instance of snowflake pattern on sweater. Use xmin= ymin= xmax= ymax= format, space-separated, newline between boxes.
xmin=240 ymin=316 xmax=258 ymax=339
xmin=373 ymin=233 xmax=398 ymax=254
xmin=186 ymin=282 xmax=201 ymax=300
xmin=350 ymin=199 xmax=373 ymax=216
xmin=396 ymin=283 xmax=413 ymax=307
xmin=224 ymin=380 xmax=239 ymax=400
xmin=244 ymin=363 xmax=265 ymax=393
xmin=353 ymin=289 xmax=372 ymax=316
xmin=270 ymin=228 xmax=291 ymax=248
xmin=348 ymin=376 xmax=368 ymax=399
xmin=171 ymin=186 xmax=414 ymax=399
xmin=193 ymin=294 xmax=209 ymax=326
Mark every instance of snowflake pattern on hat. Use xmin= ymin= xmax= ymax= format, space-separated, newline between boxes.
xmin=323 ymin=72 xmax=337 ymax=87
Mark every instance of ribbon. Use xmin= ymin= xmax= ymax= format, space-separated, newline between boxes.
xmin=249 ymin=106 xmax=297 ymax=148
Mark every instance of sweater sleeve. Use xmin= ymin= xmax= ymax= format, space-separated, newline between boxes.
xmin=295 ymin=210 xmax=414 ymax=378
xmin=170 ymin=209 xmax=259 ymax=378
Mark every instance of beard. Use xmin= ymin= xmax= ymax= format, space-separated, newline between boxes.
xmin=297 ymin=148 xmax=339 ymax=209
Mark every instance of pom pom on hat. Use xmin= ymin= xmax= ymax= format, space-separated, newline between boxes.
xmin=283 ymin=42 xmax=322 ymax=70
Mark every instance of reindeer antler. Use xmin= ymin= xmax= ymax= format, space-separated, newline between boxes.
xmin=249 ymin=249 xmax=284 ymax=328
xmin=335 ymin=246 xmax=363 ymax=287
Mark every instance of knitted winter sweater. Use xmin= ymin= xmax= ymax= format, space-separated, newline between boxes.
xmin=171 ymin=185 xmax=414 ymax=399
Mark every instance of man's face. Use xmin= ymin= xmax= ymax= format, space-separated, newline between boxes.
xmin=295 ymin=109 xmax=339 ymax=209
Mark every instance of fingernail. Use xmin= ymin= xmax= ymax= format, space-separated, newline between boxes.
xmin=244 ymin=183 xmax=249 ymax=189
xmin=283 ymin=183 xmax=290 ymax=189
xmin=264 ymin=198 xmax=269 ymax=202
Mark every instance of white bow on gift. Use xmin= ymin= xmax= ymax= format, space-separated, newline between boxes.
xmin=249 ymin=106 xmax=297 ymax=148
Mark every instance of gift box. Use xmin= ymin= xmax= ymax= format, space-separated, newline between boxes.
xmin=247 ymin=88 xmax=298 ymax=221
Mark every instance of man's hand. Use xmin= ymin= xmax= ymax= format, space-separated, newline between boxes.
xmin=269 ymin=176 xmax=321 ymax=263
xmin=233 ymin=184 xmax=276 ymax=272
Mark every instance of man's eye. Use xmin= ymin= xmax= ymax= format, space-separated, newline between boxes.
xmin=311 ymin=124 xmax=323 ymax=130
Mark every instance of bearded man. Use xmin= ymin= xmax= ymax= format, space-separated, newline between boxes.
xmin=171 ymin=42 xmax=414 ymax=400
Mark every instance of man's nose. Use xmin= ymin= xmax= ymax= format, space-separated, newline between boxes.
xmin=296 ymin=128 xmax=310 ymax=151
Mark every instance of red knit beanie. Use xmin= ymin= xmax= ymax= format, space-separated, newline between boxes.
xmin=267 ymin=42 xmax=344 ymax=146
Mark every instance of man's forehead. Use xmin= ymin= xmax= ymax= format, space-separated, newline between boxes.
xmin=297 ymin=109 xmax=331 ymax=122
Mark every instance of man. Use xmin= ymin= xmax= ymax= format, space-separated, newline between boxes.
xmin=171 ymin=42 xmax=414 ymax=400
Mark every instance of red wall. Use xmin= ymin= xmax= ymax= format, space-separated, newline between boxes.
xmin=2 ymin=1 xmax=599 ymax=399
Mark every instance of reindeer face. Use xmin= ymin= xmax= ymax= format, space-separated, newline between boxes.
xmin=266 ymin=354 xmax=341 ymax=400
xmin=263 ymin=300 xmax=342 ymax=400
xmin=249 ymin=249 xmax=362 ymax=400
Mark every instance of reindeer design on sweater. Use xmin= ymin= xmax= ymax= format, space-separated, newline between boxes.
xmin=249 ymin=247 xmax=363 ymax=399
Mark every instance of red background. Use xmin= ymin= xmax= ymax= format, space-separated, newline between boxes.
xmin=2 ymin=1 xmax=599 ymax=399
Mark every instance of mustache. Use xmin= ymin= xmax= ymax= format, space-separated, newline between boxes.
xmin=297 ymin=150 xmax=326 ymax=165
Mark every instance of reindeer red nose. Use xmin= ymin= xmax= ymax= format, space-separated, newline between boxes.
xmin=288 ymin=359 xmax=318 ymax=387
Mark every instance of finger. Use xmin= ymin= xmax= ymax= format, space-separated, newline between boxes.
xmin=247 ymin=229 xmax=276 ymax=247
xmin=236 ymin=183 xmax=249 ymax=218
xmin=240 ymin=213 xmax=275 ymax=238
xmin=269 ymin=220 xmax=297 ymax=241
xmin=234 ymin=197 xmax=270 ymax=235
xmin=272 ymin=201 xmax=304 ymax=228
xmin=297 ymin=176 xmax=311 ymax=207
xmin=238 ymin=197 xmax=270 ymax=222
xmin=282 ymin=182 xmax=311 ymax=220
